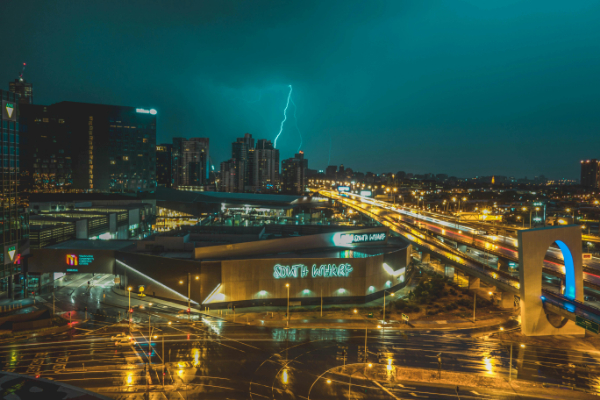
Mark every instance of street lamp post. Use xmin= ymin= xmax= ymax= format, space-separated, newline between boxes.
xmin=286 ymin=283 xmax=290 ymax=328
xmin=127 ymin=286 xmax=132 ymax=331
xmin=187 ymin=272 xmax=191 ymax=321
xmin=382 ymin=290 xmax=395 ymax=331
xmin=509 ymin=343 xmax=525 ymax=382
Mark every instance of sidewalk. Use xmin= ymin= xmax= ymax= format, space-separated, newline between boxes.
xmin=332 ymin=364 xmax=599 ymax=400
xmin=217 ymin=309 xmax=517 ymax=332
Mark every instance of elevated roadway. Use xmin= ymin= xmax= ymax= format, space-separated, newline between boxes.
xmin=315 ymin=189 xmax=600 ymax=330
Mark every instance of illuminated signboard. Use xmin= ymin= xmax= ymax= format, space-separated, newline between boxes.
xmin=66 ymin=255 xmax=95 ymax=266
xmin=334 ymin=232 xmax=386 ymax=246
xmin=136 ymin=108 xmax=157 ymax=115
xmin=273 ymin=263 xmax=353 ymax=279
xmin=1 ymin=101 xmax=16 ymax=122
xmin=337 ymin=186 xmax=350 ymax=192
xmin=4 ymin=244 xmax=17 ymax=265
xmin=360 ymin=190 xmax=372 ymax=197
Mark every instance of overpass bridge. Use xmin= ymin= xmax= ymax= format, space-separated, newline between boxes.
xmin=316 ymin=189 xmax=600 ymax=336
xmin=327 ymin=190 xmax=600 ymax=291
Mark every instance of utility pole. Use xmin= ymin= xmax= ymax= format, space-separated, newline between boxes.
xmin=509 ymin=343 xmax=513 ymax=382
xmin=320 ymin=285 xmax=323 ymax=317
xmin=472 ymin=292 xmax=476 ymax=323
xmin=52 ymin=292 xmax=55 ymax=316
xmin=162 ymin=334 xmax=165 ymax=388
xmin=187 ymin=272 xmax=191 ymax=321
xmin=148 ymin=314 xmax=151 ymax=363
xmin=364 ymin=326 xmax=368 ymax=363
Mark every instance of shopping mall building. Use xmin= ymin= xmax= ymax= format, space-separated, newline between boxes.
xmin=27 ymin=227 xmax=412 ymax=307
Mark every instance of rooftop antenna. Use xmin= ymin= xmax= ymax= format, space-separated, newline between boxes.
xmin=19 ymin=63 xmax=26 ymax=82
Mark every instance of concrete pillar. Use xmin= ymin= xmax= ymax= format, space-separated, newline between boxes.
xmin=497 ymin=258 xmax=510 ymax=273
xmin=422 ymin=253 xmax=430 ymax=264
xmin=468 ymin=276 xmax=480 ymax=289
xmin=498 ymin=292 xmax=514 ymax=309
xmin=519 ymin=225 xmax=584 ymax=336
xmin=444 ymin=265 xmax=454 ymax=280
xmin=458 ymin=244 xmax=467 ymax=253
xmin=24 ymin=272 xmax=29 ymax=298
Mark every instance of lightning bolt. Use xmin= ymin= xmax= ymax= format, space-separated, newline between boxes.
xmin=274 ymin=85 xmax=292 ymax=149
xmin=290 ymin=98 xmax=302 ymax=152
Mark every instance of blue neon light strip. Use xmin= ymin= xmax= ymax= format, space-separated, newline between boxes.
xmin=555 ymin=240 xmax=576 ymax=300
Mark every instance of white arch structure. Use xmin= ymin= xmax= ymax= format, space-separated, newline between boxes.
xmin=518 ymin=225 xmax=585 ymax=336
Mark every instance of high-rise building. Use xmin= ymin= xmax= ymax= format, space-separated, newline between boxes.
xmin=182 ymin=138 xmax=209 ymax=189
xmin=19 ymin=105 xmax=73 ymax=193
xmin=156 ymin=144 xmax=172 ymax=188
xmin=0 ymin=89 xmax=29 ymax=299
xmin=281 ymin=151 xmax=308 ymax=194
xmin=251 ymin=139 xmax=279 ymax=192
xmin=326 ymin=165 xmax=337 ymax=180
xmin=8 ymin=65 xmax=33 ymax=105
xmin=219 ymin=158 xmax=244 ymax=193
xmin=171 ymin=138 xmax=209 ymax=190
xmin=171 ymin=137 xmax=184 ymax=188
xmin=232 ymin=133 xmax=254 ymax=190
xmin=581 ymin=159 xmax=600 ymax=187
xmin=20 ymin=102 xmax=157 ymax=192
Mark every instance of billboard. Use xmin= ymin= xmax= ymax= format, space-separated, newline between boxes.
xmin=1 ymin=101 xmax=16 ymax=122
xmin=337 ymin=186 xmax=350 ymax=192
xmin=360 ymin=190 xmax=372 ymax=197
xmin=4 ymin=244 xmax=17 ymax=265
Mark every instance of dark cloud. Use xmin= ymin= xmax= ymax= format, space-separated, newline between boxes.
xmin=1 ymin=0 xmax=599 ymax=178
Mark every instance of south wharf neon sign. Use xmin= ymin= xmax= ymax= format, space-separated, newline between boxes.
xmin=273 ymin=263 xmax=353 ymax=279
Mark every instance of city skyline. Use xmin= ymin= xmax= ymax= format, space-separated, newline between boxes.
xmin=2 ymin=1 xmax=600 ymax=179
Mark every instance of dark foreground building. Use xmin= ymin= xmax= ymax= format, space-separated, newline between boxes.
xmin=0 ymin=89 xmax=30 ymax=298
xmin=581 ymin=159 xmax=600 ymax=188
xmin=20 ymin=102 xmax=157 ymax=192
xmin=281 ymin=151 xmax=308 ymax=194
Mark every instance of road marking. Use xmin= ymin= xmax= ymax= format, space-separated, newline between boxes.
xmin=373 ymin=380 xmax=401 ymax=399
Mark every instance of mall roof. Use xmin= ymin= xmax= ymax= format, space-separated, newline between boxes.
xmin=46 ymin=240 xmax=136 ymax=251
xmin=155 ymin=187 xmax=302 ymax=205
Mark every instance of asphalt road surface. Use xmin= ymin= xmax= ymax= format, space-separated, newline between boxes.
xmin=0 ymin=274 xmax=599 ymax=399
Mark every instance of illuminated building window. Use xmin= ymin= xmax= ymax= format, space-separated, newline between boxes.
xmin=123 ymin=156 xmax=129 ymax=161
xmin=110 ymin=161 xmax=116 ymax=165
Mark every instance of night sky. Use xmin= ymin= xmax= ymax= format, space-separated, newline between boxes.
xmin=2 ymin=1 xmax=600 ymax=179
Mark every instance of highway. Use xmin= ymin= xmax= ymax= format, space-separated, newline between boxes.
xmin=1 ymin=274 xmax=600 ymax=398
xmin=323 ymin=190 xmax=600 ymax=292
